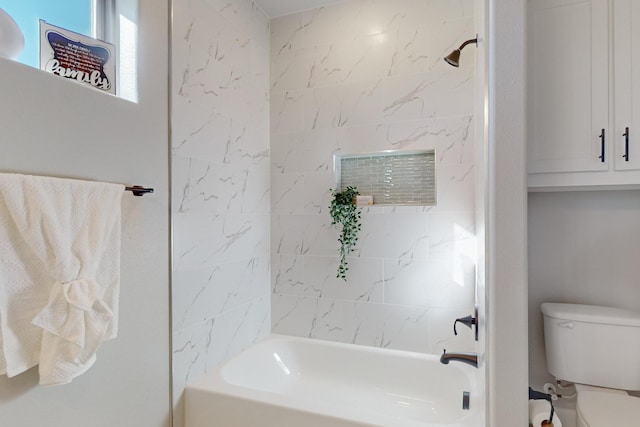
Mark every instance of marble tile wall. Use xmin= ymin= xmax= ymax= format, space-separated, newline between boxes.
xmin=171 ymin=1 xmax=270 ymax=426
xmin=270 ymin=0 xmax=477 ymax=354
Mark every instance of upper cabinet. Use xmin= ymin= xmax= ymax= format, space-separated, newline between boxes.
xmin=528 ymin=0 xmax=640 ymax=189
xmin=613 ymin=0 xmax=640 ymax=171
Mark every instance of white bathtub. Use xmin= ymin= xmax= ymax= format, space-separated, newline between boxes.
xmin=185 ymin=335 xmax=482 ymax=427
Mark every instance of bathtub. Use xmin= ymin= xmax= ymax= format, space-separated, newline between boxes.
xmin=185 ymin=334 xmax=482 ymax=427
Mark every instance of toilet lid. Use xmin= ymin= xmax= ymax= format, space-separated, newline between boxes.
xmin=578 ymin=391 xmax=640 ymax=427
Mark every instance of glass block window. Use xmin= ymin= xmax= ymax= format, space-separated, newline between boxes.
xmin=337 ymin=150 xmax=436 ymax=206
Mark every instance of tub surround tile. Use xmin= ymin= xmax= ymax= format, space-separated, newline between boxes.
xmin=270 ymin=90 xmax=307 ymax=134
xmin=270 ymin=294 xmax=476 ymax=357
xmin=171 ymin=2 xmax=270 ymax=427
xmin=172 ymin=257 xmax=270 ymax=331
xmin=271 ymin=294 xmax=324 ymax=337
xmin=302 ymin=172 xmax=335 ymax=215
xmin=270 ymin=0 xmax=476 ymax=356
xmin=271 ymin=128 xmax=340 ymax=174
xmin=379 ymin=69 xmax=474 ymax=123
xmin=172 ymin=156 xmax=221 ymax=214
xmin=424 ymin=14 xmax=476 ymax=71
xmin=172 ymin=320 xmax=211 ymax=406
xmin=336 ymin=115 xmax=474 ymax=161
xmin=271 ymin=214 xmax=339 ymax=257
xmin=270 ymin=46 xmax=315 ymax=92
xmin=341 ymin=301 xmax=433 ymax=353
xmin=173 ymin=213 xmax=269 ymax=269
xmin=202 ymin=296 xmax=271 ymax=367
xmin=273 ymin=255 xmax=384 ymax=302
xmin=427 ymin=307 xmax=476 ymax=354
xmin=271 ymin=172 xmax=306 ymax=215
xmin=172 ymin=3 xmax=476 ymax=425
xmin=383 ymin=258 xmax=476 ymax=308
xmin=271 ymin=295 xmax=379 ymax=344
xmin=270 ymin=0 xmax=473 ymax=56
xmin=272 ymin=255 xmax=310 ymax=295
xmin=173 ymin=296 xmax=270 ymax=391
xmin=172 ymin=154 xmax=270 ymax=216
xmin=305 ymin=80 xmax=384 ymax=130
xmin=175 ymin=297 xmax=272 ymax=372
xmin=172 ymin=111 xmax=242 ymax=162
xmin=356 ymin=213 xmax=430 ymax=259
xmin=428 ymin=211 xmax=476 ymax=261
xmin=434 ymin=163 xmax=476 ymax=212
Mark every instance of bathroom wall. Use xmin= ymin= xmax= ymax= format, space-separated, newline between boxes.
xmin=170 ymin=0 xmax=271 ymax=426
xmin=528 ymin=190 xmax=640 ymax=390
xmin=474 ymin=0 xmax=488 ymax=420
xmin=486 ymin=0 xmax=529 ymax=424
xmin=0 ymin=1 xmax=170 ymax=426
xmin=270 ymin=0 xmax=478 ymax=354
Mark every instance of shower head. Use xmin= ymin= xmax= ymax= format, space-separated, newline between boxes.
xmin=444 ymin=38 xmax=477 ymax=67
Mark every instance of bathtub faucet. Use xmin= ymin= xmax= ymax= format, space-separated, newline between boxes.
xmin=440 ymin=349 xmax=478 ymax=368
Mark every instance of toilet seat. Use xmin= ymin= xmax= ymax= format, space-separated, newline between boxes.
xmin=577 ymin=390 xmax=640 ymax=427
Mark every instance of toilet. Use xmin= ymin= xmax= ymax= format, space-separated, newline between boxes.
xmin=542 ymin=303 xmax=640 ymax=427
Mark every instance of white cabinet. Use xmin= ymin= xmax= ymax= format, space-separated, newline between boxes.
xmin=528 ymin=0 xmax=640 ymax=189
xmin=528 ymin=0 xmax=608 ymax=175
xmin=613 ymin=0 xmax=640 ymax=171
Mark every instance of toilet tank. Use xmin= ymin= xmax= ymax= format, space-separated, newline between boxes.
xmin=542 ymin=303 xmax=640 ymax=391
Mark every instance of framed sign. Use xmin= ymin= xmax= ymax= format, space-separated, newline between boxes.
xmin=39 ymin=21 xmax=116 ymax=94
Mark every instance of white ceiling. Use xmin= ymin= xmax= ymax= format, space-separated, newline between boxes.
xmin=255 ymin=0 xmax=346 ymax=18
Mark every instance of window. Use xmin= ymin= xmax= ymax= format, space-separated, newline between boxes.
xmin=0 ymin=0 xmax=137 ymax=102
xmin=0 ymin=0 xmax=105 ymax=68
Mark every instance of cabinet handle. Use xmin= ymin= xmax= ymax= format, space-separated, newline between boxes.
xmin=599 ymin=129 xmax=606 ymax=162
xmin=623 ymin=127 xmax=630 ymax=161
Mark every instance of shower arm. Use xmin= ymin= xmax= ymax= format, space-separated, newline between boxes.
xmin=457 ymin=38 xmax=477 ymax=51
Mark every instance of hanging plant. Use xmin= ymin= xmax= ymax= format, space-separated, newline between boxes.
xmin=329 ymin=186 xmax=362 ymax=280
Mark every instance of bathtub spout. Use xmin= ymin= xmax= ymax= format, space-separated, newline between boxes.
xmin=440 ymin=349 xmax=478 ymax=368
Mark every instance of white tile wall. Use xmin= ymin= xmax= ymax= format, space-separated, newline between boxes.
xmin=271 ymin=0 xmax=476 ymax=355
xmin=171 ymin=1 xmax=270 ymax=426
xmin=171 ymin=2 xmax=477 ymax=424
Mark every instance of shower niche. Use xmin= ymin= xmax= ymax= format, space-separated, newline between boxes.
xmin=334 ymin=149 xmax=437 ymax=206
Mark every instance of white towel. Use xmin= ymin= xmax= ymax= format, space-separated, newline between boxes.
xmin=0 ymin=173 xmax=123 ymax=385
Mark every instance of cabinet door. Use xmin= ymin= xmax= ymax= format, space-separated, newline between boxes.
xmin=614 ymin=0 xmax=640 ymax=170
xmin=528 ymin=0 xmax=609 ymax=174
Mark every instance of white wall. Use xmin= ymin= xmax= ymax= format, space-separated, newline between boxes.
xmin=269 ymin=0 xmax=478 ymax=354
xmin=486 ymin=0 xmax=529 ymax=425
xmin=528 ymin=190 xmax=640 ymax=388
xmin=0 ymin=1 xmax=171 ymax=426
xmin=170 ymin=1 xmax=271 ymax=426
xmin=474 ymin=0 xmax=488 ymax=421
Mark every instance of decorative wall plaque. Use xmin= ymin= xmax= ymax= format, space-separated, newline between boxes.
xmin=40 ymin=21 xmax=116 ymax=94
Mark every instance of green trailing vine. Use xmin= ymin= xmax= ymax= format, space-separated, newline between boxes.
xmin=329 ymin=186 xmax=362 ymax=280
